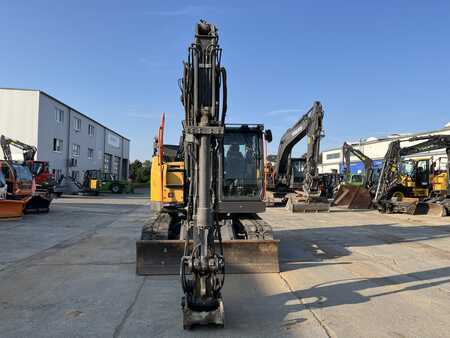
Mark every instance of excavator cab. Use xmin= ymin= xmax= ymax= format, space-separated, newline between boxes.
xmin=218 ymin=125 xmax=266 ymax=213
xmin=397 ymin=159 xmax=430 ymax=197
xmin=290 ymin=157 xmax=306 ymax=189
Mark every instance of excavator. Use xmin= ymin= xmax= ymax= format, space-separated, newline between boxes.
xmin=265 ymin=101 xmax=329 ymax=212
xmin=0 ymin=135 xmax=54 ymax=212
xmin=333 ymin=142 xmax=376 ymax=209
xmin=374 ymin=135 xmax=450 ymax=216
xmin=136 ymin=21 xmax=279 ymax=329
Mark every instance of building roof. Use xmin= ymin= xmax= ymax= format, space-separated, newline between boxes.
xmin=322 ymin=125 xmax=450 ymax=154
xmin=0 ymin=87 xmax=130 ymax=141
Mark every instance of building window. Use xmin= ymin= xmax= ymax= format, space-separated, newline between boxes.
xmin=88 ymin=124 xmax=95 ymax=136
xmin=72 ymin=143 xmax=80 ymax=157
xmin=88 ymin=148 xmax=94 ymax=159
xmin=52 ymin=168 xmax=63 ymax=180
xmin=74 ymin=117 xmax=81 ymax=131
xmin=104 ymin=153 xmax=112 ymax=173
xmin=55 ymin=108 xmax=64 ymax=123
xmin=326 ymin=152 xmax=341 ymax=160
xmin=53 ymin=138 xmax=63 ymax=152
xmin=112 ymin=156 xmax=120 ymax=177
xmin=71 ymin=170 xmax=79 ymax=180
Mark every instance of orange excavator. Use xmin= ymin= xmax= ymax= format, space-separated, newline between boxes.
xmin=0 ymin=160 xmax=32 ymax=218
xmin=0 ymin=135 xmax=54 ymax=217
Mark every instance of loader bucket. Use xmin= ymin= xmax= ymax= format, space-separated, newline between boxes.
xmin=0 ymin=199 xmax=26 ymax=218
xmin=333 ymin=185 xmax=372 ymax=209
xmin=136 ymin=239 xmax=279 ymax=275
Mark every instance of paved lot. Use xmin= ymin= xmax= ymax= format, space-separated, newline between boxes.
xmin=1 ymin=192 xmax=450 ymax=337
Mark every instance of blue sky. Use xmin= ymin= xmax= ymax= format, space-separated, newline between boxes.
xmin=1 ymin=1 xmax=450 ymax=160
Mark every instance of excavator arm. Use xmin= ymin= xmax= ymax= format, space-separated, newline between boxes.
xmin=342 ymin=142 xmax=374 ymax=188
xmin=274 ymin=101 xmax=324 ymax=197
xmin=0 ymin=135 xmax=37 ymax=162
xmin=303 ymin=101 xmax=324 ymax=198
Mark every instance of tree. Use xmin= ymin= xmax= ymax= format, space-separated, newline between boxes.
xmin=136 ymin=162 xmax=151 ymax=183
xmin=129 ymin=160 xmax=143 ymax=181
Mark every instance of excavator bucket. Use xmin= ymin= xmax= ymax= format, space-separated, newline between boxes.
xmin=25 ymin=193 xmax=52 ymax=213
xmin=0 ymin=199 xmax=27 ymax=219
xmin=413 ymin=202 xmax=448 ymax=217
xmin=285 ymin=194 xmax=329 ymax=213
xmin=333 ymin=185 xmax=372 ymax=209
xmin=136 ymin=239 xmax=279 ymax=275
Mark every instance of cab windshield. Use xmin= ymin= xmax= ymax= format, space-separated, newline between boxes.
xmin=399 ymin=161 xmax=415 ymax=176
xmin=12 ymin=164 xmax=32 ymax=181
xmin=291 ymin=159 xmax=305 ymax=183
xmin=32 ymin=162 xmax=47 ymax=176
xmin=223 ymin=131 xmax=262 ymax=200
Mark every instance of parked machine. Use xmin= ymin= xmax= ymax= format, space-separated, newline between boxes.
xmin=83 ymin=170 xmax=132 ymax=194
xmin=374 ymin=135 xmax=450 ymax=215
xmin=333 ymin=142 xmax=376 ymax=209
xmin=0 ymin=135 xmax=53 ymax=213
xmin=136 ymin=21 xmax=279 ymax=329
xmin=80 ymin=170 xmax=101 ymax=195
xmin=0 ymin=165 xmax=28 ymax=218
xmin=265 ymin=101 xmax=329 ymax=212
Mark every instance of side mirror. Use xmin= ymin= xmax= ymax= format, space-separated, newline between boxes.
xmin=265 ymin=129 xmax=273 ymax=143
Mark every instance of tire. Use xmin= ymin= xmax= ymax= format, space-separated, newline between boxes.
xmin=56 ymin=192 xmax=63 ymax=198
xmin=387 ymin=186 xmax=406 ymax=201
xmin=111 ymin=184 xmax=122 ymax=194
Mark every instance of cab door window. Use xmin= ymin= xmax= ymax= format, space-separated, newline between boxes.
xmin=222 ymin=131 xmax=262 ymax=200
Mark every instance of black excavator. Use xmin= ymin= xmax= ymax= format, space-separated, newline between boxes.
xmin=333 ymin=142 xmax=376 ymax=209
xmin=136 ymin=21 xmax=279 ymax=329
xmin=374 ymin=134 xmax=450 ymax=216
xmin=265 ymin=101 xmax=329 ymax=212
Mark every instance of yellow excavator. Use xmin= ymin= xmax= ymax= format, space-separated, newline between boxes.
xmin=374 ymin=135 xmax=450 ymax=215
xmin=136 ymin=21 xmax=279 ymax=329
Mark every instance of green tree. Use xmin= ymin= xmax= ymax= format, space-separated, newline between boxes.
xmin=129 ymin=160 xmax=143 ymax=181
xmin=136 ymin=160 xmax=151 ymax=183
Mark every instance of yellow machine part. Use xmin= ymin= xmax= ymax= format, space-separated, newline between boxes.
xmin=399 ymin=175 xmax=415 ymax=188
xmin=150 ymin=156 xmax=184 ymax=204
xmin=411 ymin=187 xmax=429 ymax=197
xmin=90 ymin=179 xmax=98 ymax=190
xmin=432 ymin=172 xmax=448 ymax=193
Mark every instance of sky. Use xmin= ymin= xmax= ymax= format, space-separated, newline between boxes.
xmin=1 ymin=0 xmax=450 ymax=160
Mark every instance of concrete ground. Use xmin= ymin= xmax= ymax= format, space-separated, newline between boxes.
xmin=1 ymin=191 xmax=450 ymax=338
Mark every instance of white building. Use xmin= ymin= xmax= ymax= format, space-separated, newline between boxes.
xmin=0 ymin=88 xmax=130 ymax=180
xmin=320 ymin=124 xmax=450 ymax=174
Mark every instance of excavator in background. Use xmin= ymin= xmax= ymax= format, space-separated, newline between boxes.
xmin=0 ymin=158 xmax=33 ymax=218
xmin=374 ymin=135 xmax=450 ymax=216
xmin=265 ymin=101 xmax=329 ymax=212
xmin=333 ymin=142 xmax=376 ymax=209
xmin=136 ymin=21 xmax=279 ymax=329
xmin=0 ymin=135 xmax=54 ymax=212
